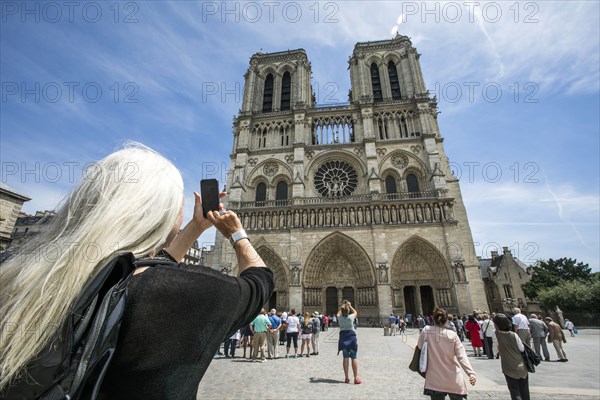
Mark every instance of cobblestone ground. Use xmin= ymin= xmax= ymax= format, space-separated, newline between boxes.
xmin=197 ymin=328 xmax=600 ymax=400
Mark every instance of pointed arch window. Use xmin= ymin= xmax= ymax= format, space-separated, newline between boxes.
xmin=399 ymin=116 xmax=409 ymax=138
xmin=256 ymin=182 xmax=267 ymax=203
xmin=378 ymin=119 xmax=389 ymax=140
xmin=280 ymin=71 xmax=291 ymax=111
xmin=388 ymin=60 xmax=401 ymax=100
xmin=279 ymin=126 xmax=289 ymax=146
xmin=257 ymin=130 xmax=267 ymax=148
xmin=262 ymin=74 xmax=274 ymax=112
xmin=370 ymin=63 xmax=383 ymax=102
xmin=276 ymin=181 xmax=288 ymax=204
xmin=407 ymin=174 xmax=420 ymax=198
xmin=385 ymin=175 xmax=397 ymax=194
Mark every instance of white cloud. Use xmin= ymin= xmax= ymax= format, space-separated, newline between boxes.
xmin=461 ymin=180 xmax=599 ymax=268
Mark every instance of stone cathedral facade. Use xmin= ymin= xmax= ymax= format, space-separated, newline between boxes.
xmin=214 ymin=34 xmax=488 ymax=320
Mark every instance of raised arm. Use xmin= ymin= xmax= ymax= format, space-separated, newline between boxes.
xmin=164 ymin=191 xmax=218 ymax=262
xmin=348 ymin=303 xmax=357 ymax=318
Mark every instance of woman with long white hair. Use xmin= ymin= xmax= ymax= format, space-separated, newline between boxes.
xmin=0 ymin=143 xmax=274 ymax=399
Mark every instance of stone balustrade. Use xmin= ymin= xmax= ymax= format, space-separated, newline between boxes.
xmin=232 ymin=195 xmax=456 ymax=231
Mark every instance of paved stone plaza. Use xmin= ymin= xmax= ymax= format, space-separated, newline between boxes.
xmin=197 ymin=327 xmax=600 ymax=399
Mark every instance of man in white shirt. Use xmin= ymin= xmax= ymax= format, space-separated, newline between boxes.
xmin=512 ymin=308 xmax=531 ymax=347
xmin=481 ymin=314 xmax=496 ymax=359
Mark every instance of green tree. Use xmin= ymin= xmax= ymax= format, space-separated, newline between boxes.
xmin=523 ymin=258 xmax=592 ymax=299
xmin=537 ymin=280 xmax=598 ymax=313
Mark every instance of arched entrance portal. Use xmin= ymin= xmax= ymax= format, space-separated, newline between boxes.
xmin=391 ymin=236 xmax=455 ymax=317
xmin=304 ymin=232 xmax=378 ymax=318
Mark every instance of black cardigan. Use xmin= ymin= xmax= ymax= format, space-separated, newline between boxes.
xmin=98 ymin=263 xmax=274 ymax=400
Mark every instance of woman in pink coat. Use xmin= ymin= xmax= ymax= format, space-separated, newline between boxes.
xmin=465 ymin=315 xmax=483 ymax=357
xmin=417 ymin=307 xmax=477 ymax=399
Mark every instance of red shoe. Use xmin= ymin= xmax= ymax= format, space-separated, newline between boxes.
xmin=344 ymin=378 xmax=350 ymax=384
xmin=354 ymin=378 xmax=362 ymax=384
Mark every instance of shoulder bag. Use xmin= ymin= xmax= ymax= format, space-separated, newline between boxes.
xmin=409 ymin=327 xmax=428 ymax=378
xmin=521 ymin=342 xmax=541 ymax=373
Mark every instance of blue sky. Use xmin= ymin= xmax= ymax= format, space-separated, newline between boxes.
xmin=1 ymin=1 xmax=598 ymax=269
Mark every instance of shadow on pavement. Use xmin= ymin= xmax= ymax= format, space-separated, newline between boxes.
xmin=309 ymin=377 xmax=344 ymax=384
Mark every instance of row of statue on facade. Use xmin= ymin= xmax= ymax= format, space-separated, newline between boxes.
xmin=238 ymin=201 xmax=455 ymax=230
xmin=356 ymin=287 xmax=378 ymax=306
xmin=303 ymin=288 xmax=322 ymax=306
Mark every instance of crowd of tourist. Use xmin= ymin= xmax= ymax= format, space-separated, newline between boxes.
xmin=218 ymin=305 xmax=574 ymax=398
xmin=217 ymin=301 xmax=364 ymax=384
xmin=219 ymin=307 xmax=338 ymax=362
xmin=388 ymin=307 xmax=571 ymax=363
xmin=413 ymin=307 xmax=575 ymax=400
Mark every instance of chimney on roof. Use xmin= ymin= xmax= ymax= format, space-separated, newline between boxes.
xmin=491 ymin=250 xmax=498 ymax=258
xmin=503 ymin=246 xmax=511 ymax=255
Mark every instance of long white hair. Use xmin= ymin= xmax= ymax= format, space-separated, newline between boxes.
xmin=0 ymin=143 xmax=184 ymax=388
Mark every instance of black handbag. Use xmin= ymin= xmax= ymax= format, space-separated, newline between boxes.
xmin=408 ymin=346 xmax=426 ymax=378
xmin=521 ymin=343 xmax=541 ymax=373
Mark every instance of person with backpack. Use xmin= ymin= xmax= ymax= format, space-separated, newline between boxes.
xmin=481 ymin=314 xmax=496 ymax=359
xmin=0 ymin=144 xmax=274 ymax=400
xmin=310 ymin=312 xmax=321 ymax=355
xmin=399 ymin=317 xmax=407 ymax=335
xmin=564 ymin=319 xmax=575 ymax=337
xmin=279 ymin=309 xmax=288 ymax=345
xmin=454 ymin=316 xmax=465 ymax=342
xmin=300 ymin=311 xmax=313 ymax=357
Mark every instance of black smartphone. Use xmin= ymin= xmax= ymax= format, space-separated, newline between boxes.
xmin=200 ymin=179 xmax=220 ymax=217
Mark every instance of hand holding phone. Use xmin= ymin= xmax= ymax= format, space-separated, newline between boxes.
xmin=200 ymin=179 xmax=221 ymax=218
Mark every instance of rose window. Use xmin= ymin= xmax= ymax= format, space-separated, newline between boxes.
xmin=314 ymin=161 xmax=358 ymax=197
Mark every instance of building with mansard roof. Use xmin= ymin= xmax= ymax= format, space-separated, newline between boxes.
xmin=213 ymin=34 xmax=488 ymax=321
xmin=479 ymin=247 xmax=537 ymax=315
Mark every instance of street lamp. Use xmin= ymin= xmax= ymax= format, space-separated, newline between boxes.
xmin=502 ymin=297 xmax=515 ymax=312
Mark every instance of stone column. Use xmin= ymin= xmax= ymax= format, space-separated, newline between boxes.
xmin=415 ymin=286 xmax=423 ymax=316
xmin=289 ymin=286 xmax=303 ymax=312
xmin=380 ymin=61 xmax=391 ymax=100
xmin=399 ymin=286 xmax=406 ymax=312
xmin=272 ymin=72 xmax=282 ymax=111
xmin=377 ymin=284 xmax=392 ymax=318
xmin=293 ymin=62 xmax=302 ymax=106
xmin=388 ymin=116 xmax=400 ymax=139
